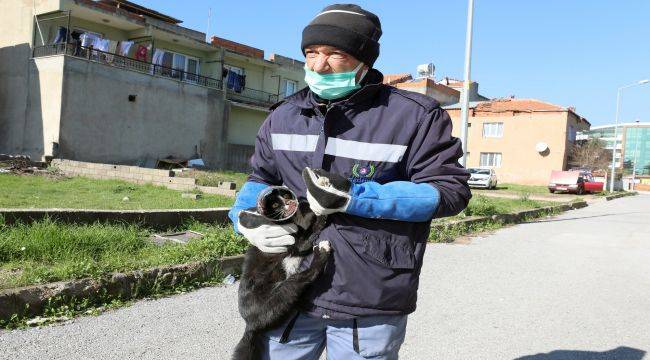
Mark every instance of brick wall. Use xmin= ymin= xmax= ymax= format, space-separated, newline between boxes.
xmin=210 ymin=36 xmax=264 ymax=59
xmin=51 ymin=159 xmax=236 ymax=196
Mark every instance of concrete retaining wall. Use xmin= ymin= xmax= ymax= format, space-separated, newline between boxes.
xmin=0 ymin=255 xmax=245 ymax=322
xmin=51 ymin=159 xmax=236 ymax=196
xmin=0 ymin=208 xmax=230 ymax=230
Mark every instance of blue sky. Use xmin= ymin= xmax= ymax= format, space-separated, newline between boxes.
xmin=137 ymin=1 xmax=649 ymax=126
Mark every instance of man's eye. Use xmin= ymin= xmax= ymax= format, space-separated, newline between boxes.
xmin=330 ymin=53 xmax=346 ymax=59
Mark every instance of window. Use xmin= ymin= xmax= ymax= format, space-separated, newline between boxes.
xmin=483 ymin=122 xmax=503 ymax=138
xmin=224 ymin=64 xmax=245 ymax=91
xmin=156 ymin=49 xmax=200 ymax=81
xmin=224 ymin=64 xmax=244 ymax=75
xmin=568 ymin=125 xmax=577 ymax=142
xmin=284 ymin=79 xmax=297 ymax=97
xmin=480 ymin=152 xmax=502 ymax=167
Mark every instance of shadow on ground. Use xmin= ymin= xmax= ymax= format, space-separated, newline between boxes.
xmin=514 ymin=346 xmax=645 ymax=360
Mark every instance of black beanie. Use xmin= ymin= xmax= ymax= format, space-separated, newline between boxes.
xmin=301 ymin=4 xmax=382 ymax=67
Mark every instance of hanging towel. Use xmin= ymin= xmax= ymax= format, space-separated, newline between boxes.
xmin=79 ymin=33 xmax=97 ymax=48
xmin=117 ymin=41 xmax=133 ymax=56
xmin=227 ymin=70 xmax=236 ymax=90
xmin=150 ymin=49 xmax=165 ymax=75
xmin=135 ymin=45 xmax=148 ymax=61
xmin=105 ymin=40 xmax=118 ymax=63
xmin=52 ymin=26 xmax=67 ymax=44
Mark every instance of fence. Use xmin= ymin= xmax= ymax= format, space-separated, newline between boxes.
xmin=32 ymin=43 xmax=222 ymax=90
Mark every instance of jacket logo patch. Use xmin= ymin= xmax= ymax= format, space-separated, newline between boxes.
xmin=351 ymin=163 xmax=376 ymax=183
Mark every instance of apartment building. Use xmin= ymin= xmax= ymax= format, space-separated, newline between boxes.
xmin=445 ymin=99 xmax=591 ymax=185
xmin=0 ymin=0 xmax=305 ymax=171
xmin=578 ymin=122 xmax=650 ymax=175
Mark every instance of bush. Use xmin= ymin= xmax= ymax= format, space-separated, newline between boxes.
xmin=464 ymin=195 xmax=499 ymax=216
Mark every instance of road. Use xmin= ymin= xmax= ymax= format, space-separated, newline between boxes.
xmin=1 ymin=194 xmax=649 ymax=359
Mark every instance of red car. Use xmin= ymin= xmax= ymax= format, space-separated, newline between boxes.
xmin=548 ymin=170 xmax=604 ymax=194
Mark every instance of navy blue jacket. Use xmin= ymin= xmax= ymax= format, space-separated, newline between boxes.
xmin=235 ymin=69 xmax=470 ymax=319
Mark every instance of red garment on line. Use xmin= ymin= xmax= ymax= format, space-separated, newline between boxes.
xmin=134 ymin=45 xmax=148 ymax=61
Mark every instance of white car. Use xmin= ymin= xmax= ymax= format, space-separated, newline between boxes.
xmin=467 ymin=168 xmax=498 ymax=189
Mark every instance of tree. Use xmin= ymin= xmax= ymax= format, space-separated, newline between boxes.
xmin=569 ymin=138 xmax=612 ymax=171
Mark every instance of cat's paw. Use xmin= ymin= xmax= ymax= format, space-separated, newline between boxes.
xmin=317 ymin=240 xmax=331 ymax=252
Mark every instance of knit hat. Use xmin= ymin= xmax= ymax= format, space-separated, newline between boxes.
xmin=301 ymin=4 xmax=382 ymax=67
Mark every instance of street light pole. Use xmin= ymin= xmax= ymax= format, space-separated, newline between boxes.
xmin=608 ymin=79 xmax=649 ymax=192
xmin=631 ymin=119 xmax=640 ymax=191
xmin=459 ymin=0 xmax=475 ymax=167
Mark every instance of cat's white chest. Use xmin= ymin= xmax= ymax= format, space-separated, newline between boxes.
xmin=282 ymin=256 xmax=302 ymax=277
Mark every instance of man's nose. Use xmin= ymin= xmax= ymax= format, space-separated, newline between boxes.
xmin=311 ymin=55 xmax=331 ymax=74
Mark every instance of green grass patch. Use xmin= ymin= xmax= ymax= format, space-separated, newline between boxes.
xmin=496 ymin=183 xmax=550 ymax=195
xmin=462 ymin=195 xmax=553 ymax=217
xmin=0 ymin=174 xmax=234 ymax=209
xmin=0 ymin=218 xmax=248 ymax=290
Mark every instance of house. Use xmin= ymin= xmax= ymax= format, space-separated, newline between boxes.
xmin=444 ymin=98 xmax=591 ymax=185
xmin=0 ymin=0 xmax=305 ymax=171
xmin=384 ymin=66 xmax=489 ymax=106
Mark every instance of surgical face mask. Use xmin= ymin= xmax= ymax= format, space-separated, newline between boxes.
xmin=304 ymin=62 xmax=368 ymax=100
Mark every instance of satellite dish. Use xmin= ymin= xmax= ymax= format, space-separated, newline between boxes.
xmin=535 ymin=142 xmax=549 ymax=153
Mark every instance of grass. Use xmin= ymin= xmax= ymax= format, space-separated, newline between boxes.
xmin=496 ymin=183 xmax=550 ymax=195
xmin=182 ymin=169 xmax=249 ymax=189
xmin=0 ymin=218 xmax=248 ymax=290
xmin=0 ymin=174 xmax=235 ymax=209
xmin=460 ymin=195 xmax=553 ymax=217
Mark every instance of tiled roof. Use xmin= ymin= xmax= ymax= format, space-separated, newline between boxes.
xmin=475 ymin=98 xmax=565 ymax=112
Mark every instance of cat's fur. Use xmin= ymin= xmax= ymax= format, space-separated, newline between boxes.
xmin=232 ymin=202 xmax=330 ymax=360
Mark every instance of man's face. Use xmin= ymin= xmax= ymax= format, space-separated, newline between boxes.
xmin=304 ymin=45 xmax=368 ymax=81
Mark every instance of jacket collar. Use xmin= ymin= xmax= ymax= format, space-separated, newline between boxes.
xmin=285 ymin=68 xmax=385 ymax=110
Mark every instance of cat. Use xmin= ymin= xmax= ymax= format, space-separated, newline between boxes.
xmin=232 ymin=201 xmax=330 ymax=360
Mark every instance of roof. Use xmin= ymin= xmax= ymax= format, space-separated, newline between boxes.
xmin=443 ymin=98 xmax=590 ymax=125
xmin=391 ymin=78 xmax=460 ymax=97
xmin=98 ymin=0 xmax=182 ymax=24
xmin=589 ymin=122 xmax=650 ymax=130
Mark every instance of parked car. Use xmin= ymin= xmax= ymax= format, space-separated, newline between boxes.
xmin=548 ymin=170 xmax=604 ymax=194
xmin=467 ymin=168 xmax=498 ymax=189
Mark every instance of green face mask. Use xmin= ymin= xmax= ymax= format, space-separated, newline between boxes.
xmin=304 ymin=62 xmax=367 ymax=100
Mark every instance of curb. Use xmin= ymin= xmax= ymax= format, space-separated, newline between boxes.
xmin=0 ymin=255 xmax=245 ymax=322
xmin=0 ymin=208 xmax=230 ymax=229
xmin=0 ymin=193 xmax=635 ymax=323
xmin=430 ymin=200 xmax=589 ymax=237
xmin=604 ymin=192 xmax=638 ymax=201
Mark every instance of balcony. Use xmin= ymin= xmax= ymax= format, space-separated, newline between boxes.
xmin=32 ymin=43 xmax=222 ymax=90
xmin=226 ymin=86 xmax=278 ymax=108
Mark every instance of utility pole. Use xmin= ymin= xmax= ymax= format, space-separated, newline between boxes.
xmin=459 ymin=0 xmax=475 ymax=167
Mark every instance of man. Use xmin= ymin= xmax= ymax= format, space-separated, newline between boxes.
xmin=228 ymin=4 xmax=470 ymax=359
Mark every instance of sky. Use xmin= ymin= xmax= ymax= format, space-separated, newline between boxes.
xmin=136 ymin=1 xmax=650 ymax=126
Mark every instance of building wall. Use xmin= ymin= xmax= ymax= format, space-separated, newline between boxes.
xmin=22 ymin=56 xmax=65 ymax=159
xmin=227 ymin=106 xmax=267 ymax=146
xmin=622 ymin=125 xmax=650 ymax=175
xmin=55 ymin=56 xmax=226 ymax=166
xmin=447 ymin=109 xmax=588 ymax=185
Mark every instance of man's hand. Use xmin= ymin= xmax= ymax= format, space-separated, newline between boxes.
xmin=238 ymin=208 xmax=298 ymax=253
xmin=302 ymin=167 xmax=352 ymax=215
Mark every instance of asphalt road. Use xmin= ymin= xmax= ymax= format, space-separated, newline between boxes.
xmin=1 ymin=194 xmax=649 ymax=360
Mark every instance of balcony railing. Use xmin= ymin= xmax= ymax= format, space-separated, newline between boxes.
xmin=32 ymin=43 xmax=222 ymax=90
xmin=226 ymin=86 xmax=278 ymax=107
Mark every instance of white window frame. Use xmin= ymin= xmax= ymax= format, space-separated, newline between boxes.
xmin=224 ymin=64 xmax=244 ymax=75
xmin=283 ymin=79 xmax=298 ymax=97
xmin=483 ymin=122 xmax=503 ymax=138
xmin=156 ymin=49 xmax=200 ymax=82
xmin=480 ymin=152 xmax=502 ymax=167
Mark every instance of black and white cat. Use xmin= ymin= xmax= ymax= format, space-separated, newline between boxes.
xmin=232 ymin=201 xmax=330 ymax=360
